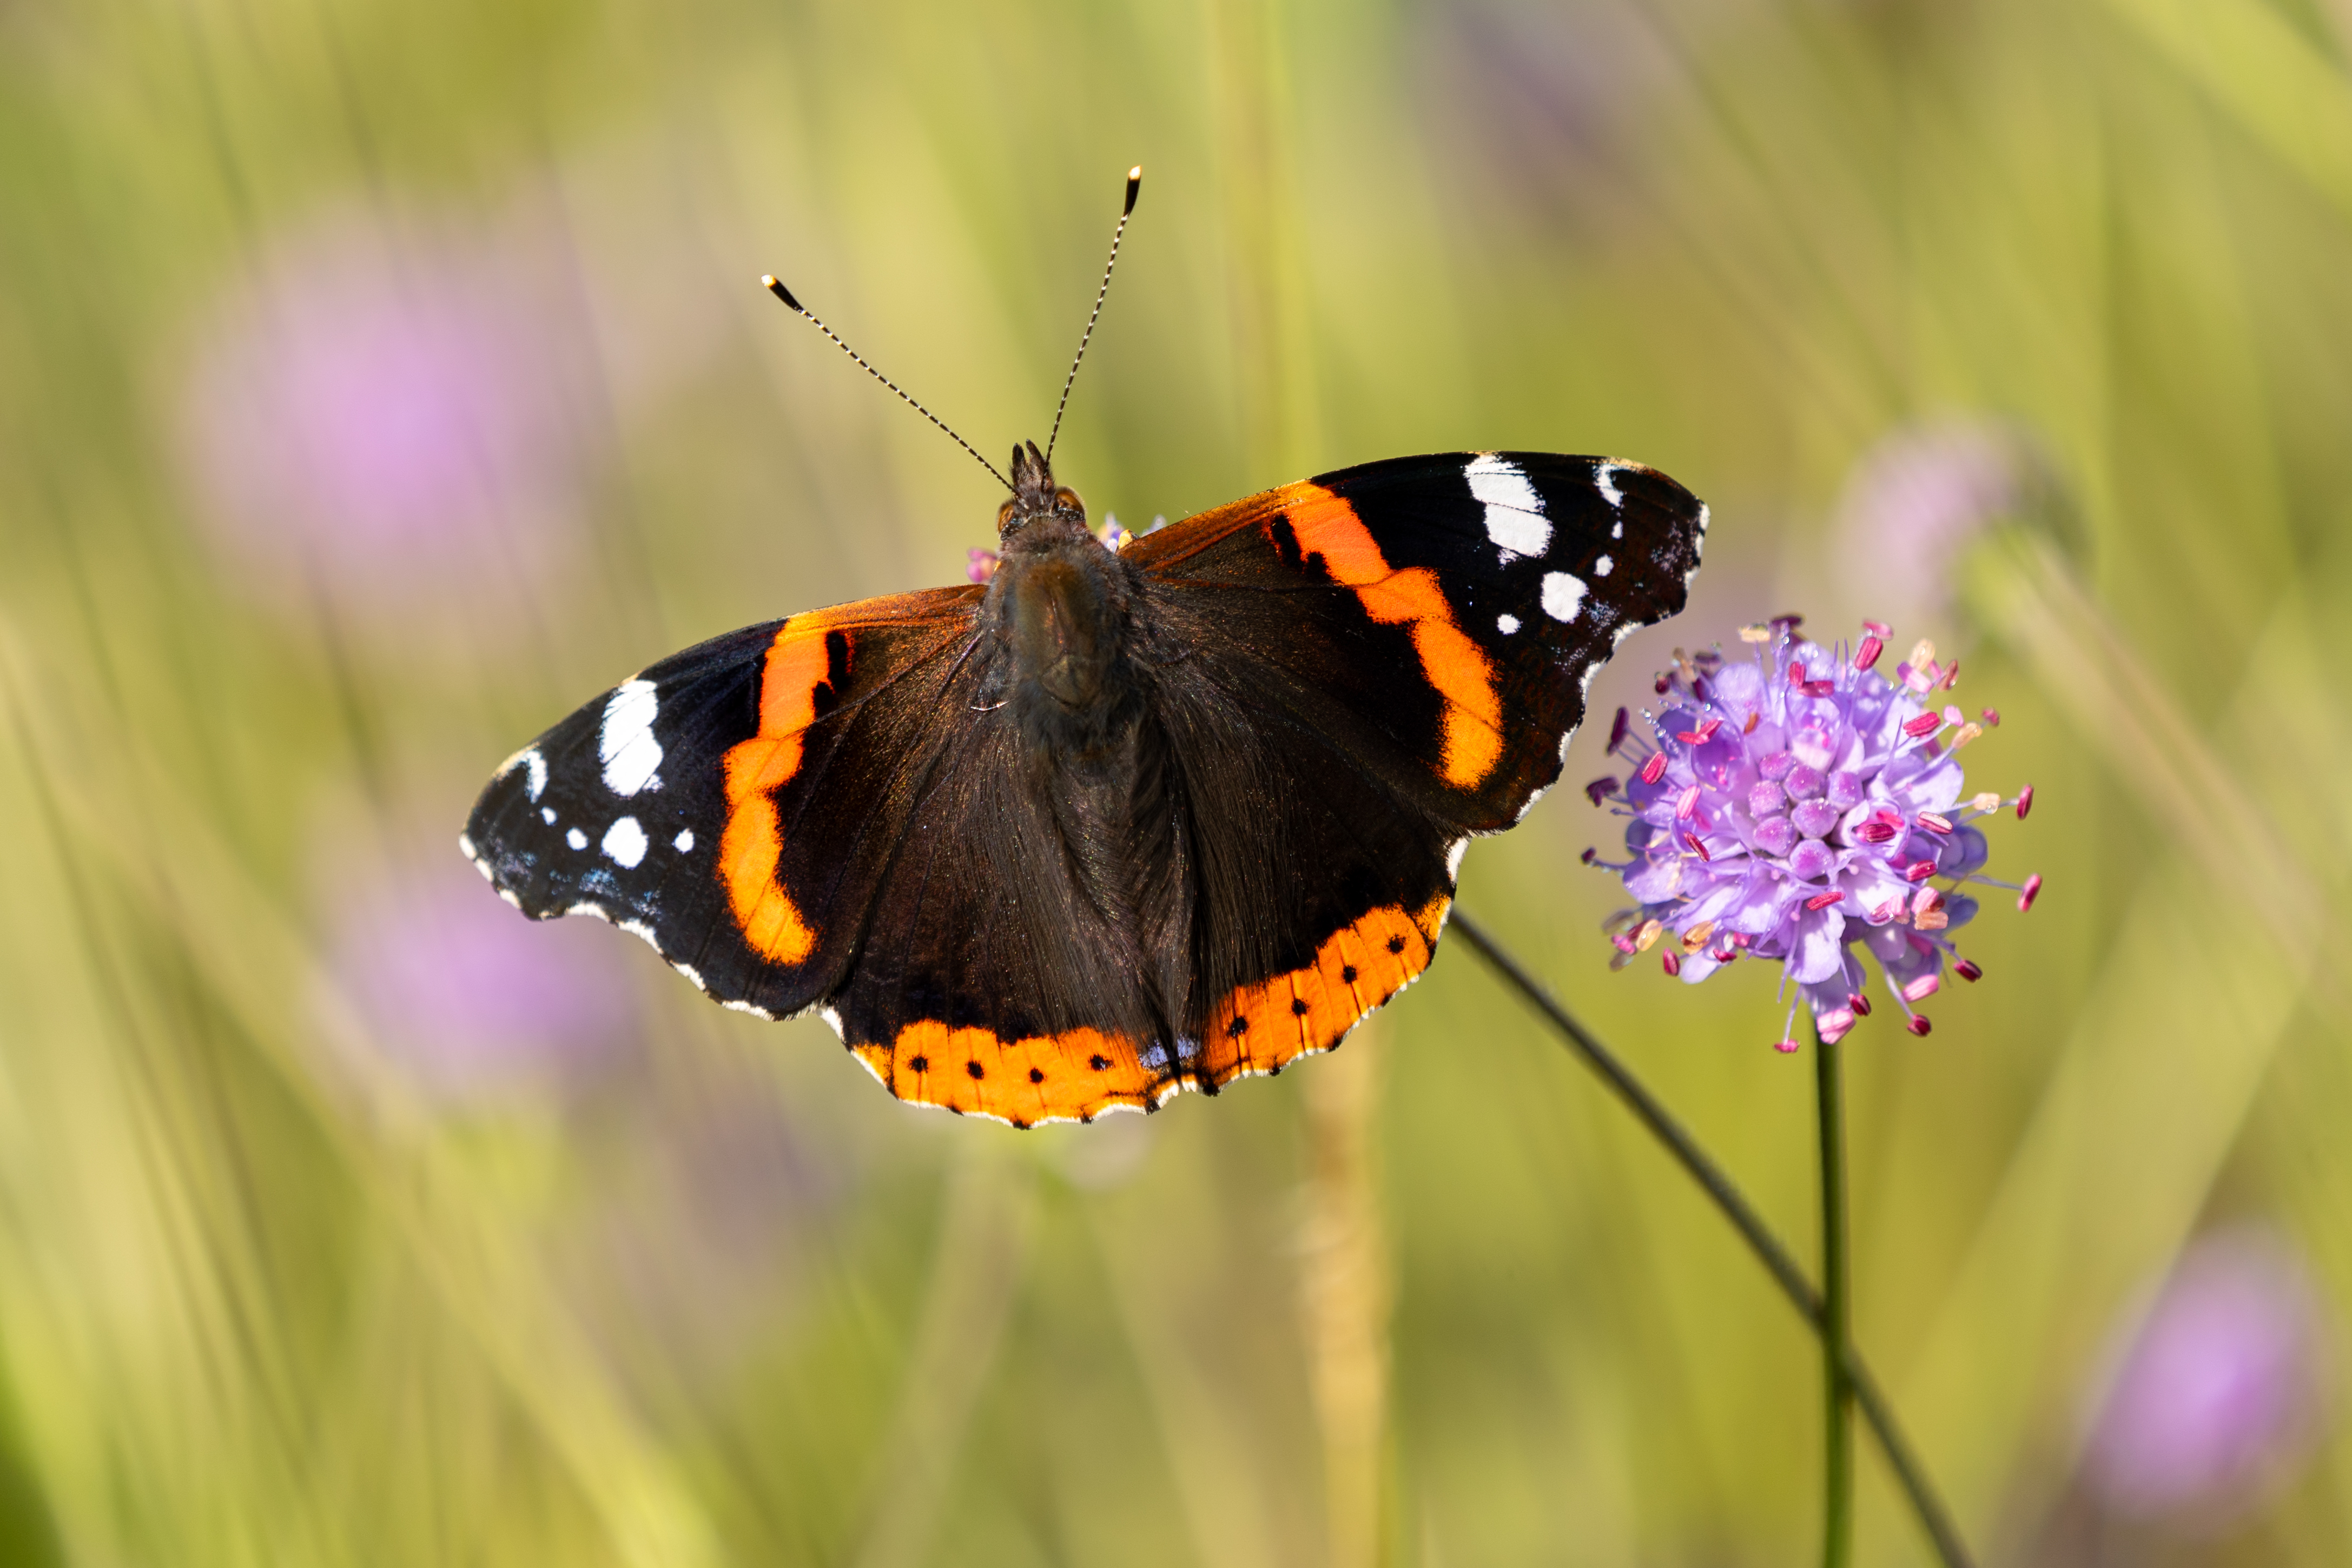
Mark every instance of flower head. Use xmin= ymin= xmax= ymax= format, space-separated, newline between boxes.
xmin=319 ymin=860 xmax=639 ymax=1103
xmin=1588 ymin=617 xmax=2036 ymax=1048
xmin=179 ymin=207 xmax=590 ymax=617
xmin=2085 ymin=1226 xmax=2329 ymax=1524
xmin=1834 ymin=420 xmax=2029 ymax=624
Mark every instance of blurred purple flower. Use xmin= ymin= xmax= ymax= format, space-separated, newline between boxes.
xmin=1426 ymin=0 xmax=1741 ymax=226
xmin=2085 ymin=1227 xmax=2330 ymax=1524
xmin=1587 ymin=617 xmax=2037 ymax=1049
xmin=321 ymin=861 xmax=637 ymax=1102
xmin=1834 ymin=421 xmax=2027 ymax=623
xmin=179 ymin=208 xmax=587 ymax=611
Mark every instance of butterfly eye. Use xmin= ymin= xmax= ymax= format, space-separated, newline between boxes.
xmin=997 ymin=498 xmax=1018 ymax=530
xmin=1054 ymin=486 xmax=1085 ymax=517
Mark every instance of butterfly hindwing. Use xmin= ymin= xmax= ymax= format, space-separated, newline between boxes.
xmin=824 ymin=631 xmax=1462 ymax=1121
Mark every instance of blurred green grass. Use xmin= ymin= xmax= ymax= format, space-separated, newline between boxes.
xmin=3 ymin=0 xmax=2350 ymax=1563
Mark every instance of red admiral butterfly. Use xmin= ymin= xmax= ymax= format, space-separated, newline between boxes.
xmin=464 ymin=171 xmax=1706 ymax=1126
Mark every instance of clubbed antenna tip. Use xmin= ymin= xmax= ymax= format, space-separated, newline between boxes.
xmin=761 ymin=274 xmax=1010 ymax=491
xmin=1045 ymin=165 xmax=1145 ymax=464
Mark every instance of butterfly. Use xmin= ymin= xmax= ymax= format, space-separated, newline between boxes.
xmin=461 ymin=169 xmax=1706 ymax=1126
xmin=464 ymin=439 xmax=1704 ymax=1126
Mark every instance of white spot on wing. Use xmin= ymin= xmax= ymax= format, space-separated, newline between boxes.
xmin=1595 ymin=461 xmax=1626 ymax=508
xmin=602 ymin=816 xmax=649 ymax=868
xmin=1467 ymin=452 xmax=1542 ymax=513
xmin=1594 ymin=554 xmax=1614 ymax=577
xmin=493 ymin=746 xmax=550 ymax=802
xmin=542 ymin=807 xmax=557 ymax=824
xmin=599 ymin=679 xmax=664 ymax=796
xmin=1497 ymin=613 xmax=1521 ymax=635
xmin=1466 ymin=453 xmax=1551 ymax=559
xmin=1541 ymin=572 xmax=1588 ymax=623
xmin=1611 ymin=520 xmax=1623 ymax=540
xmin=566 ymin=827 xmax=588 ymax=850
xmin=673 ymin=829 xmax=695 ymax=854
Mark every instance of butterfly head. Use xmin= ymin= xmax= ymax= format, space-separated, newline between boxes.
xmin=997 ymin=440 xmax=1088 ymax=547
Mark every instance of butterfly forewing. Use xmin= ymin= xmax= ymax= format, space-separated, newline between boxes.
xmin=464 ymin=588 xmax=984 ymax=1018
xmin=1126 ymin=451 xmax=1707 ymax=828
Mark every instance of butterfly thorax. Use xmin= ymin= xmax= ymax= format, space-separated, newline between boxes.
xmin=986 ymin=441 xmax=1146 ymax=759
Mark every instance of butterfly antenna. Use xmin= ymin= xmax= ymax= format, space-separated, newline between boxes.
xmin=761 ymin=275 xmax=1012 ymax=491
xmin=1043 ymin=165 xmax=1142 ymax=467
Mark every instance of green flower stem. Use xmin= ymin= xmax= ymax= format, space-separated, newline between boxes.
xmin=1816 ymin=1023 xmax=1853 ymax=1568
xmin=1447 ymin=910 xmax=1973 ymax=1568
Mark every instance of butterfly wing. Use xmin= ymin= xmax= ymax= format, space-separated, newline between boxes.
xmin=462 ymin=586 xmax=986 ymax=1020
xmin=464 ymin=451 xmax=1702 ymax=1126
xmin=1120 ymin=451 xmax=1705 ymax=1076
xmin=813 ymin=706 xmax=1195 ymax=1125
xmin=1125 ymin=451 xmax=1704 ymax=828
xmin=820 ymin=638 xmax=1459 ymax=1123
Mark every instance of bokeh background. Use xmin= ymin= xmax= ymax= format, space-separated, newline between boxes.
xmin=3 ymin=0 xmax=2349 ymax=1563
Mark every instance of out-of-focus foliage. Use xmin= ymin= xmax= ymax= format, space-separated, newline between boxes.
xmin=2 ymin=0 xmax=2348 ymax=1563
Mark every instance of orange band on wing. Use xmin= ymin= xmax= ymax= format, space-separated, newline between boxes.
xmin=851 ymin=1024 xmax=1159 ymax=1128
xmin=1281 ymin=486 xmax=1503 ymax=789
xmin=844 ymin=896 xmax=1448 ymax=1126
xmin=717 ymin=616 xmax=837 ymax=965
xmin=1197 ymin=895 xmax=1450 ymax=1083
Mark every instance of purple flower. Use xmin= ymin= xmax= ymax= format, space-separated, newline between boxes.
xmin=1589 ymin=618 xmax=2037 ymax=1050
xmin=319 ymin=859 xmax=638 ymax=1103
xmin=178 ymin=208 xmax=589 ymax=614
xmin=1834 ymin=421 xmax=2029 ymax=623
xmin=2084 ymin=1227 xmax=2329 ymax=1523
